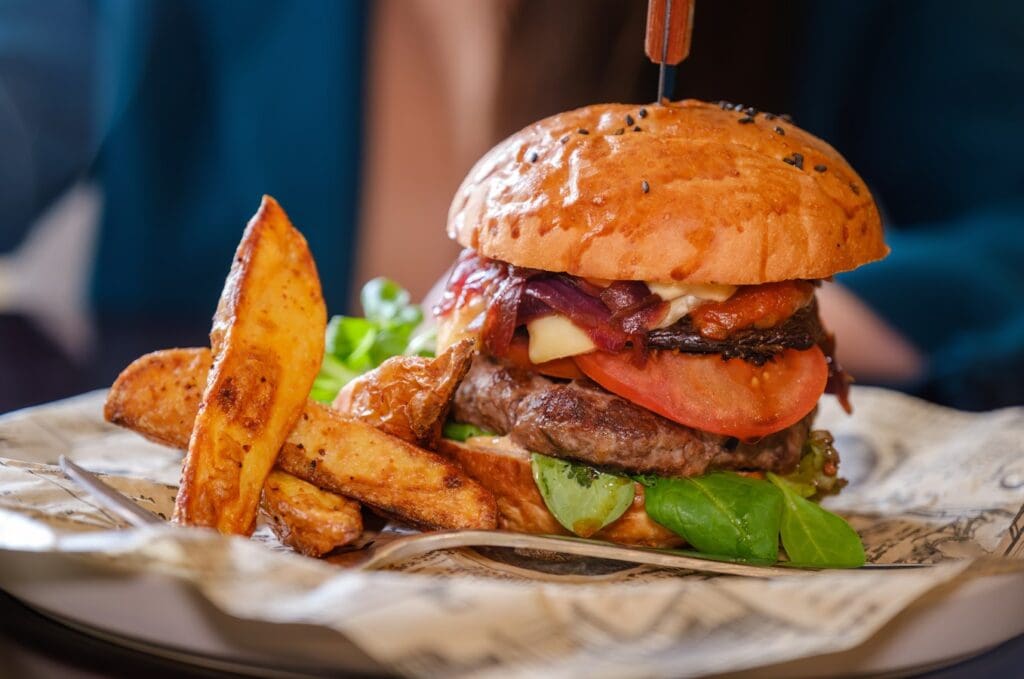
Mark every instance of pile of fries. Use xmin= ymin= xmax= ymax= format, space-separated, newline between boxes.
xmin=104 ymin=196 xmax=496 ymax=556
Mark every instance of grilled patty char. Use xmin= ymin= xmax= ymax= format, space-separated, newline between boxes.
xmin=452 ymin=356 xmax=810 ymax=477
xmin=646 ymin=301 xmax=824 ymax=365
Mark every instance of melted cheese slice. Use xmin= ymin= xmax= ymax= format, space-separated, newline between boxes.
xmin=451 ymin=282 xmax=738 ymax=361
xmin=436 ymin=295 xmax=486 ymax=353
xmin=527 ymin=315 xmax=596 ymax=363
xmin=647 ymin=281 xmax=737 ymax=302
xmin=648 ymin=282 xmax=738 ymax=329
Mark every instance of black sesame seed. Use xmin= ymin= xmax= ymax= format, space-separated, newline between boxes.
xmin=738 ymin=116 xmax=754 ymax=124
xmin=638 ymin=108 xmax=648 ymax=118
xmin=528 ymin=152 xmax=538 ymax=163
xmin=625 ymin=114 xmax=635 ymax=127
xmin=641 ymin=180 xmax=650 ymax=193
xmin=849 ymin=182 xmax=861 ymax=195
xmin=782 ymin=152 xmax=804 ymax=170
xmin=744 ymin=107 xmax=758 ymax=116
xmin=560 ymin=135 xmax=570 ymax=144
xmin=578 ymin=128 xmax=589 ymax=135
xmin=763 ymin=112 xmax=777 ymax=121
xmin=614 ymin=128 xmax=625 ymax=135
xmin=732 ymin=103 xmax=745 ymax=111
xmin=814 ymin=164 xmax=827 ymax=173
xmin=774 ymin=126 xmax=785 ymax=135
xmin=633 ymin=125 xmax=642 ymax=132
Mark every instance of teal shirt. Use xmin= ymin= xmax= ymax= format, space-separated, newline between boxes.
xmin=0 ymin=0 xmax=366 ymax=318
xmin=92 ymin=0 xmax=367 ymax=319
xmin=796 ymin=1 xmax=1024 ymax=409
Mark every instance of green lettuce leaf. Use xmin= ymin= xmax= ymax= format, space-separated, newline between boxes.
xmin=643 ymin=472 xmax=783 ymax=562
xmin=442 ymin=422 xmax=495 ymax=442
xmin=779 ymin=430 xmax=846 ymax=499
xmin=767 ymin=473 xmax=865 ymax=567
xmin=311 ymin=277 xmax=433 ymax=404
xmin=531 ymin=454 xmax=635 ymax=538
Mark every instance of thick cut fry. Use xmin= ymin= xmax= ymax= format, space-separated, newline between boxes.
xmin=105 ymin=348 xmax=364 ymax=551
xmin=276 ymin=409 xmax=496 ymax=530
xmin=106 ymin=348 xmax=498 ymax=531
xmin=174 ymin=196 xmax=326 ymax=535
xmin=261 ymin=470 xmax=362 ymax=557
xmin=332 ymin=339 xmax=475 ymax=447
xmin=104 ymin=348 xmax=210 ymax=446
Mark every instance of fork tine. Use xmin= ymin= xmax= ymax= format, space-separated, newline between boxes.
xmin=359 ymin=530 xmax=788 ymax=576
xmin=58 ymin=456 xmax=164 ymax=528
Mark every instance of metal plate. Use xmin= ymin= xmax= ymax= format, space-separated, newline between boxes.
xmin=2 ymin=549 xmax=1023 ymax=678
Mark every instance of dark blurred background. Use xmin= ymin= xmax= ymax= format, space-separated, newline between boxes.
xmin=1 ymin=0 xmax=1022 ymax=413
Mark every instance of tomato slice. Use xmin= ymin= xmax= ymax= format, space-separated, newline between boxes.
xmin=574 ymin=347 xmax=828 ymax=439
xmin=505 ymin=336 xmax=586 ymax=380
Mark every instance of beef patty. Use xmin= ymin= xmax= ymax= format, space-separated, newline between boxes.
xmin=452 ymin=356 xmax=811 ymax=477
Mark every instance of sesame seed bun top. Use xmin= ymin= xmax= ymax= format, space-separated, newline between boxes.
xmin=447 ymin=99 xmax=887 ymax=284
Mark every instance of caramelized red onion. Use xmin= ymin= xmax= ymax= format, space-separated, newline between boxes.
xmin=819 ymin=332 xmax=853 ymax=414
xmin=522 ymin=276 xmax=630 ymax=351
xmin=435 ymin=251 xmax=665 ymax=357
xmin=601 ymin=281 xmax=666 ymax=335
xmin=482 ymin=270 xmax=528 ymax=356
xmin=436 ymin=251 xmax=850 ymax=413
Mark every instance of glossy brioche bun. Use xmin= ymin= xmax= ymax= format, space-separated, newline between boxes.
xmin=448 ymin=99 xmax=887 ymax=284
xmin=437 ymin=436 xmax=683 ymax=548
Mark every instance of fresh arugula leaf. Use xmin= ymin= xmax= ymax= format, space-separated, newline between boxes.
xmin=360 ymin=277 xmax=422 ymax=326
xmin=531 ymin=454 xmax=635 ymax=538
xmin=309 ymin=355 xmax=360 ymax=403
xmin=442 ymin=422 xmax=495 ymax=442
xmin=326 ymin=316 xmax=372 ymax=359
xmin=405 ymin=324 xmax=437 ymax=358
xmin=311 ymin=278 xmax=432 ymax=404
xmin=630 ymin=473 xmax=660 ymax=488
xmin=767 ymin=473 xmax=865 ymax=567
xmin=644 ymin=472 xmax=783 ymax=562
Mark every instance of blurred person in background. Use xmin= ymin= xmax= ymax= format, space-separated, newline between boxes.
xmin=0 ymin=0 xmax=1020 ymax=413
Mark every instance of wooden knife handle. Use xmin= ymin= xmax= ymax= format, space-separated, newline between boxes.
xmin=645 ymin=0 xmax=695 ymax=65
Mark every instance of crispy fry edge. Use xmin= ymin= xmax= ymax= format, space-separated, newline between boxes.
xmin=107 ymin=347 xmax=497 ymax=531
xmin=173 ymin=196 xmax=326 ymax=535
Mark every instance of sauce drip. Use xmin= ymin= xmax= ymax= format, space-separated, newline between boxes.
xmin=689 ymin=281 xmax=815 ymax=340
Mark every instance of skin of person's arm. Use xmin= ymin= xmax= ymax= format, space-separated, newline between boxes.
xmin=353 ymin=0 xmax=506 ymax=306
xmin=816 ymin=282 xmax=925 ymax=385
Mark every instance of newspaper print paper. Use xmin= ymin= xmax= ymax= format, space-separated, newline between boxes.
xmin=0 ymin=387 xmax=1022 ymax=677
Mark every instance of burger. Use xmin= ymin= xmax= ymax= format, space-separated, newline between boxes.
xmin=434 ymin=100 xmax=886 ymax=565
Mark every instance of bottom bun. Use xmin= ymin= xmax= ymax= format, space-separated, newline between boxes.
xmin=436 ymin=436 xmax=683 ymax=548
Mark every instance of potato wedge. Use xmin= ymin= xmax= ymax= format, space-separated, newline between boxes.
xmin=276 ymin=408 xmax=496 ymax=530
xmin=106 ymin=348 xmax=498 ymax=530
xmin=332 ymin=338 xmax=475 ymax=447
xmin=174 ymin=196 xmax=326 ymax=535
xmin=105 ymin=348 xmax=364 ymax=550
xmin=262 ymin=470 xmax=362 ymax=557
xmin=104 ymin=348 xmax=210 ymax=449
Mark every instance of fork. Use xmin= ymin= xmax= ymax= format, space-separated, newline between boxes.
xmin=58 ymin=456 xmax=922 ymax=576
